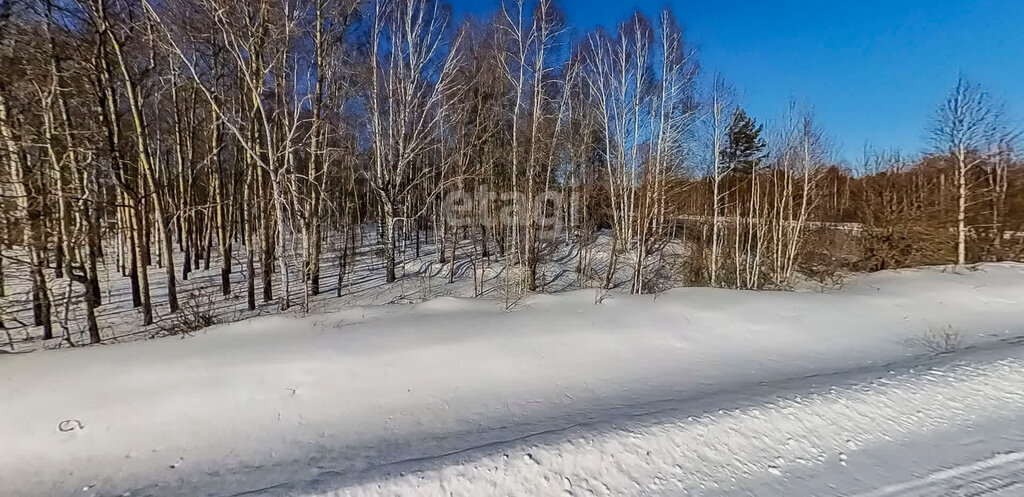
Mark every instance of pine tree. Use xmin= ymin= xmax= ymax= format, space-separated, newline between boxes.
xmin=724 ymin=107 xmax=766 ymax=174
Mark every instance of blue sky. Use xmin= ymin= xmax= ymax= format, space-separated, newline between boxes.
xmin=449 ymin=0 xmax=1024 ymax=162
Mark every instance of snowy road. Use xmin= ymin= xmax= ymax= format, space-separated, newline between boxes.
xmin=317 ymin=345 xmax=1024 ymax=496
xmin=2 ymin=264 xmax=1024 ymax=496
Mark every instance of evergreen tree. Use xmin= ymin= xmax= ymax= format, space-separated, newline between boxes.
xmin=724 ymin=107 xmax=767 ymax=174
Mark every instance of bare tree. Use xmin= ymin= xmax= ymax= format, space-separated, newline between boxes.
xmin=367 ymin=0 xmax=464 ymax=282
xmin=930 ymin=75 xmax=1009 ymax=266
xmin=706 ymin=74 xmax=733 ymax=287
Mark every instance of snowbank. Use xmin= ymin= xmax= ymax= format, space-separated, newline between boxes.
xmin=324 ymin=357 xmax=1024 ymax=496
xmin=1 ymin=263 xmax=1023 ymax=496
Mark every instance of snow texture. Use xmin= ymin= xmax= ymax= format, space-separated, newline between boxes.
xmin=1 ymin=263 xmax=1023 ymax=496
xmin=325 ymin=357 xmax=1024 ymax=496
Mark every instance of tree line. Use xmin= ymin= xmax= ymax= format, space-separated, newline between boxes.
xmin=0 ymin=0 xmax=1021 ymax=345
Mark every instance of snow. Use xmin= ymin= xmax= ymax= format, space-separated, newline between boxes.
xmin=327 ymin=356 xmax=1024 ymax=496
xmin=2 ymin=230 xmax=685 ymax=351
xmin=1 ymin=263 xmax=1024 ymax=496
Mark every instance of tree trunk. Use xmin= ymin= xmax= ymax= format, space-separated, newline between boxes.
xmin=384 ymin=208 xmax=397 ymax=283
xmin=956 ymin=150 xmax=968 ymax=266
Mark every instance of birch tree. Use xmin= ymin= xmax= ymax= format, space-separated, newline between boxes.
xmin=706 ymin=75 xmax=732 ymax=287
xmin=930 ymin=76 xmax=1008 ymax=266
xmin=366 ymin=0 xmax=464 ymax=282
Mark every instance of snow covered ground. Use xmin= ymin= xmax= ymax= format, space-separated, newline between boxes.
xmin=2 ymin=263 xmax=1024 ymax=496
xmin=1 ymin=231 xmax=689 ymax=351
xmin=329 ymin=355 xmax=1024 ymax=496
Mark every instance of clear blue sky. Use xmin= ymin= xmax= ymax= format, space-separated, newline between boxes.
xmin=449 ymin=0 xmax=1024 ymax=162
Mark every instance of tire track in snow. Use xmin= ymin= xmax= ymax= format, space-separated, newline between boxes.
xmin=313 ymin=358 xmax=1024 ymax=496
xmin=853 ymin=452 xmax=1024 ymax=497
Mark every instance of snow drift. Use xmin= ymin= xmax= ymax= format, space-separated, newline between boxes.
xmin=1 ymin=263 xmax=1023 ymax=496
